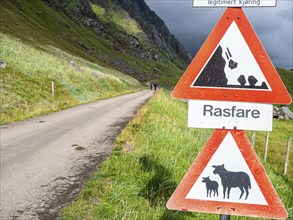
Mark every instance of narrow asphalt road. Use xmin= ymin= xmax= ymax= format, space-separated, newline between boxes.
xmin=0 ymin=90 xmax=154 ymax=220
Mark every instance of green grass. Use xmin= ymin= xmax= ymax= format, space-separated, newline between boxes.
xmin=276 ymin=67 xmax=293 ymax=111
xmin=91 ymin=3 xmax=109 ymax=24
xmin=0 ymin=0 xmax=184 ymax=88
xmin=91 ymin=2 xmax=146 ymax=41
xmin=277 ymin=68 xmax=293 ymax=94
xmin=60 ymin=89 xmax=293 ymax=219
xmin=0 ymin=0 xmax=186 ymax=124
xmin=246 ymin=121 xmax=293 ymax=184
xmin=0 ymin=33 xmax=143 ymax=124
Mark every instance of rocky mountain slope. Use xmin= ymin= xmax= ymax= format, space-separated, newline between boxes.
xmin=1 ymin=0 xmax=191 ymax=87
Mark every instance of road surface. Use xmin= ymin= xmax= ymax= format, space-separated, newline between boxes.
xmin=0 ymin=90 xmax=154 ymax=220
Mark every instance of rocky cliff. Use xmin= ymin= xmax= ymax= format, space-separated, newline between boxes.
xmin=43 ymin=0 xmax=191 ymax=75
xmin=1 ymin=0 xmax=191 ymax=87
xmin=97 ymin=0 xmax=192 ymax=63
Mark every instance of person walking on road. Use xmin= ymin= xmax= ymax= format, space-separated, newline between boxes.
xmin=150 ymin=82 xmax=154 ymax=90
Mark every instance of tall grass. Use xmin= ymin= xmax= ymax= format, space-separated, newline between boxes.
xmin=275 ymin=67 xmax=293 ymax=111
xmin=60 ymin=89 xmax=292 ymax=219
xmin=0 ymin=33 xmax=143 ymax=124
xmin=0 ymin=0 xmax=185 ymax=89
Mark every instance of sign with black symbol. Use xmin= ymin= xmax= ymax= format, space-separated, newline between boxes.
xmin=167 ymin=130 xmax=288 ymax=219
xmin=192 ymin=22 xmax=270 ymax=90
xmin=172 ymin=8 xmax=291 ymax=105
xmin=185 ymin=132 xmax=266 ymax=204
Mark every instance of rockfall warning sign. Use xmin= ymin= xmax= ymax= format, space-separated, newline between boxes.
xmin=192 ymin=22 xmax=270 ymax=90
xmin=172 ymin=8 xmax=291 ymax=104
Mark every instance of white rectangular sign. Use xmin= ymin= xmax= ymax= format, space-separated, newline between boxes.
xmin=192 ymin=0 xmax=277 ymax=7
xmin=188 ymin=100 xmax=272 ymax=131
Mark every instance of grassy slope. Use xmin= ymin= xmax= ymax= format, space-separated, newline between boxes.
xmin=90 ymin=2 xmax=146 ymax=42
xmin=0 ymin=32 xmax=143 ymax=124
xmin=276 ymin=67 xmax=293 ymax=110
xmin=0 ymin=0 xmax=184 ymax=86
xmin=61 ymin=89 xmax=293 ymax=220
xmin=0 ymin=0 xmax=186 ymax=124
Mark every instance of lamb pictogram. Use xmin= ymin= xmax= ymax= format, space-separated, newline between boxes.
xmin=212 ymin=164 xmax=251 ymax=200
xmin=202 ymin=176 xmax=219 ymax=197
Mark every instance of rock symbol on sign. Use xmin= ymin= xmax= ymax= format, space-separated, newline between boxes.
xmin=192 ymin=22 xmax=269 ymax=90
xmin=171 ymin=8 xmax=292 ymax=104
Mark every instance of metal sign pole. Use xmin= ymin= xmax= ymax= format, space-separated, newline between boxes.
xmin=167 ymin=4 xmax=289 ymax=220
xmin=220 ymin=214 xmax=230 ymax=220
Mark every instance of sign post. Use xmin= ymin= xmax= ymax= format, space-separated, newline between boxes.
xmin=167 ymin=130 xmax=288 ymax=219
xmin=220 ymin=215 xmax=230 ymax=220
xmin=167 ymin=4 xmax=291 ymax=220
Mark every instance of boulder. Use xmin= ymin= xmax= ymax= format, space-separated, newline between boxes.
xmin=68 ymin=60 xmax=80 ymax=71
xmin=280 ymin=106 xmax=293 ymax=120
xmin=0 ymin=60 xmax=7 ymax=68
xmin=273 ymin=106 xmax=293 ymax=120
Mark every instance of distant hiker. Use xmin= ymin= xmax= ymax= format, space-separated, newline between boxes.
xmin=212 ymin=164 xmax=251 ymax=200
xmin=154 ymin=83 xmax=158 ymax=90
xmin=150 ymin=82 xmax=154 ymax=90
xmin=202 ymin=176 xmax=218 ymax=197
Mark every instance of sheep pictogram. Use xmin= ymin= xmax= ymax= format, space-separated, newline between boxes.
xmin=202 ymin=176 xmax=219 ymax=197
xmin=212 ymin=164 xmax=251 ymax=200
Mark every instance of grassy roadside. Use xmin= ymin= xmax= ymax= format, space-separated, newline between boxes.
xmin=0 ymin=33 xmax=143 ymax=124
xmin=60 ymin=89 xmax=293 ymax=220
xmin=0 ymin=0 xmax=185 ymax=89
xmin=276 ymin=68 xmax=293 ymax=111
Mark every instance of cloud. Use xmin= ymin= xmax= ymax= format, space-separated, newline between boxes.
xmin=146 ymin=0 xmax=292 ymax=69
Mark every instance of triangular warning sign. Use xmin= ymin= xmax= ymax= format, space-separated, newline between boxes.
xmin=172 ymin=8 xmax=291 ymax=104
xmin=167 ymin=130 xmax=288 ymax=219
xmin=193 ymin=22 xmax=271 ymax=90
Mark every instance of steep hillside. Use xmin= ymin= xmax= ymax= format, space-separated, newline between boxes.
xmin=276 ymin=67 xmax=293 ymax=94
xmin=94 ymin=0 xmax=192 ymax=62
xmin=0 ymin=0 xmax=192 ymax=124
xmin=0 ymin=0 xmax=190 ymax=86
xmin=276 ymin=67 xmax=293 ymax=110
xmin=0 ymin=33 xmax=143 ymax=124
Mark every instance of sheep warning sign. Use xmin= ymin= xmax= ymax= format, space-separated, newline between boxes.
xmin=166 ymin=130 xmax=288 ymax=219
xmin=172 ymin=8 xmax=291 ymax=105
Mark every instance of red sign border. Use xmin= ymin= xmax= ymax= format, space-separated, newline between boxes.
xmin=166 ymin=129 xmax=288 ymax=219
xmin=172 ymin=8 xmax=291 ymax=104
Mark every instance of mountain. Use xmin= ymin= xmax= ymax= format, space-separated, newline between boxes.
xmin=95 ymin=0 xmax=192 ymax=62
xmin=0 ymin=0 xmax=192 ymax=124
xmin=1 ymin=0 xmax=191 ymax=86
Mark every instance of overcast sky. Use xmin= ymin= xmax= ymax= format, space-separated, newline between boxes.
xmin=145 ymin=0 xmax=292 ymax=69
